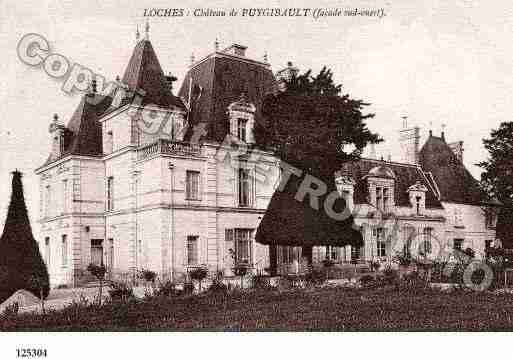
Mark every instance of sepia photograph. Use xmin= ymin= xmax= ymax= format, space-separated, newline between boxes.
xmin=0 ymin=0 xmax=512 ymax=356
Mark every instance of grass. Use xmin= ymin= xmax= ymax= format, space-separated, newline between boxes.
xmin=2 ymin=286 xmax=513 ymax=331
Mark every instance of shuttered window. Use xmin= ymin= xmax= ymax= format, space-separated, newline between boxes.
xmin=186 ymin=171 xmax=200 ymax=200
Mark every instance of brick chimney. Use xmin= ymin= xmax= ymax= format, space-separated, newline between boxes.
xmin=275 ymin=61 xmax=300 ymax=91
xmin=449 ymin=141 xmax=464 ymax=163
xmin=223 ymin=44 xmax=247 ymax=57
xmin=399 ymin=117 xmax=420 ymax=165
xmin=48 ymin=114 xmax=65 ymax=160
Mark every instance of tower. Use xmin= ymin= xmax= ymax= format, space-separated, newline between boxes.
xmin=399 ymin=116 xmax=420 ymax=165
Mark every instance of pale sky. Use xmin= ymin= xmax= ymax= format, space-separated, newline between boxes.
xmin=1 ymin=0 xmax=512 ymax=236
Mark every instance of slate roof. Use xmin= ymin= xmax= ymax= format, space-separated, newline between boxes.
xmin=178 ymin=51 xmax=276 ymax=142
xmin=43 ymin=94 xmax=112 ymax=165
xmin=122 ymin=39 xmax=185 ymax=109
xmin=43 ymin=38 xmax=185 ymax=166
xmin=339 ymin=159 xmax=443 ymax=209
xmin=419 ymin=135 xmax=486 ymax=205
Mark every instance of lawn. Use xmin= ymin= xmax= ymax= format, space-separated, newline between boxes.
xmin=2 ymin=286 xmax=513 ymax=331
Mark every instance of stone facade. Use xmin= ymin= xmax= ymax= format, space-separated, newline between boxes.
xmin=35 ymin=34 xmax=498 ymax=287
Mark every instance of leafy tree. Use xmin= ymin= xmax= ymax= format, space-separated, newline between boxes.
xmin=478 ymin=122 xmax=513 ymax=248
xmin=255 ymin=68 xmax=381 ymax=272
xmin=0 ymin=171 xmax=49 ymax=303
xmin=255 ymin=67 xmax=381 ymax=178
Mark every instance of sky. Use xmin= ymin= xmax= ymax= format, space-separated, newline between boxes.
xmin=0 ymin=0 xmax=512 ymax=235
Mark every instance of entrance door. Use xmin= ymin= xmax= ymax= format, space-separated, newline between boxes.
xmin=91 ymin=239 xmax=104 ymax=266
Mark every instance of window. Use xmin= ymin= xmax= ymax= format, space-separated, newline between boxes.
xmin=107 ymin=177 xmax=114 ymax=211
xmin=106 ymin=131 xmax=113 ymax=153
xmin=383 ymin=188 xmax=390 ymax=212
xmin=485 ymin=210 xmax=496 ymax=228
xmin=238 ymin=168 xmax=252 ymax=207
xmin=235 ymin=229 xmax=253 ymax=265
xmin=454 ymin=208 xmax=463 ymax=227
xmin=415 ymin=196 xmax=421 ymax=215
xmin=351 ymin=245 xmax=361 ymax=261
xmin=186 ymin=171 xmax=200 ymax=200
xmin=281 ymin=246 xmax=296 ymax=264
xmin=453 ymin=238 xmax=464 ymax=251
xmin=325 ymin=246 xmax=339 ymax=261
xmin=186 ymin=236 xmax=199 ymax=266
xmin=61 ymin=235 xmax=68 ymax=266
xmin=62 ymin=179 xmax=68 ymax=214
xmin=374 ymin=186 xmax=392 ymax=212
xmin=485 ymin=240 xmax=492 ymax=258
xmin=376 ymin=187 xmax=382 ymax=211
xmin=237 ymin=118 xmax=247 ymax=141
xmin=375 ymin=227 xmax=386 ymax=257
xmin=44 ymin=237 xmax=50 ymax=266
xmin=45 ymin=185 xmax=51 ymax=217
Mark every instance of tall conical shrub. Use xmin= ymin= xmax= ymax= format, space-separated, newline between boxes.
xmin=0 ymin=170 xmax=49 ymax=303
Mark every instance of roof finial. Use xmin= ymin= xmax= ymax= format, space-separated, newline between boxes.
xmin=190 ymin=52 xmax=195 ymax=67
xmin=91 ymin=78 xmax=97 ymax=94
xmin=441 ymin=123 xmax=446 ymax=141
xmin=215 ymin=37 xmax=219 ymax=51
xmin=263 ymin=51 xmax=268 ymax=63
xmin=401 ymin=115 xmax=408 ymax=129
xmin=136 ymin=25 xmax=140 ymax=41
xmin=53 ymin=113 xmax=59 ymax=122
xmin=145 ymin=19 xmax=150 ymax=40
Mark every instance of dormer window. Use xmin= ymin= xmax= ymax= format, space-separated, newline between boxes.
xmin=364 ymin=166 xmax=396 ymax=213
xmin=237 ymin=118 xmax=247 ymax=141
xmin=228 ymin=93 xmax=255 ymax=144
xmin=335 ymin=171 xmax=355 ymax=212
xmin=407 ymin=181 xmax=428 ymax=216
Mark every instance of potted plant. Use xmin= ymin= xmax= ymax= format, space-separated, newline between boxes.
xmin=233 ymin=260 xmax=249 ymax=289
xmin=189 ymin=266 xmax=208 ymax=292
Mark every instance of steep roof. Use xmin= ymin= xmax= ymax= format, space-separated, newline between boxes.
xmin=122 ymin=39 xmax=185 ymax=109
xmin=419 ymin=135 xmax=486 ymax=205
xmin=178 ymin=50 xmax=276 ymax=142
xmin=340 ymin=159 xmax=443 ymax=209
xmin=43 ymin=38 xmax=186 ymax=166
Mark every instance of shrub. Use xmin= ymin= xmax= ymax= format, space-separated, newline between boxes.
xmin=359 ymin=274 xmax=375 ymax=287
xmin=87 ymin=263 xmax=107 ymax=305
xmin=0 ymin=172 xmax=50 ymax=303
xmin=1 ymin=302 xmax=19 ymax=318
xmin=108 ymin=281 xmax=134 ymax=301
xmin=183 ymin=282 xmax=194 ymax=295
xmin=154 ymin=280 xmax=181 ymax=297
xmin=189 ymin=267 xmax=208 ymax=291
xmin=304 ymin=267 xmax=326 ymax=286
xmin=251 ymin=274 xmax=274 ymax=291
xmin=139 ymin=269 xmax=157 ymax=284
xmin=208 ymin=277 xmax=229 ymax=295
xmin=382 ymin=266 xmax=399 ymax=285
xmin=233 ymin=262 xmax=250 ymax=289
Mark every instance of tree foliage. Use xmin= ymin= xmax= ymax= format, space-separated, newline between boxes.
xmin=255 ymin=67 xmax=381 ymax=249
xmin=0 ymin=171 xmax=49 ymax=303
xmin=255 ymin=67 xmax=381 ymax=178
xmin=478 ymin=121 xmax=513 ymax=248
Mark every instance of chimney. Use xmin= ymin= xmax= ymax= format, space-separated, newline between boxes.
xmin=276 ymin=61 xmax=300 ymax=91
xmin=449 ymin=141 xmax=464 ymax=163
xmin=399 ymin=120 xmax=420 ymax=165
xmin=224 ymin=43 xmax=247 ymax=57
xmin=48 ymin=114 xmax=65 ymax=160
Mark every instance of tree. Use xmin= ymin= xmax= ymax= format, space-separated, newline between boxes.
xmin=478 ymin=122 xmax=513 ymax=248
xmin=87 ymin=263 xmax=106 ymax=305
xmin=0 ymin=171 xmax=49 ymax=303
xmin=254 ymin=68 xmax=381 ymax=272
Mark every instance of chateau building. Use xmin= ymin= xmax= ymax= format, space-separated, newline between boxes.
xmin=35 ymin=30 xmax=498 ymax=287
